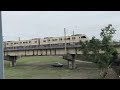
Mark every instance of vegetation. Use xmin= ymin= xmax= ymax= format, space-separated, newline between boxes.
xmin=80 ymin=24 xmax=118 ymax=78
xmin=4 ymin=56 xmax=100 ymax=79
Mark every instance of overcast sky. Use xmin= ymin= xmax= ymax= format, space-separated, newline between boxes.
xmin=2 ymin=11 xmax=120 ymax=41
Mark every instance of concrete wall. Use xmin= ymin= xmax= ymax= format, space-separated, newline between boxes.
xmin=4 ymin=45 xmax=120 ymax=58
xmin=56 ymin=49 xmax=65 ymax=55
xmin=5 ymin=45 xmax=120 ymax=56
xmin=38 ymin=50 xmax=42 ymax=55
xmin=4 ymin=48 xmax=81 ymax=56
xmin=26 ymin=50 xmax=33 ymax=55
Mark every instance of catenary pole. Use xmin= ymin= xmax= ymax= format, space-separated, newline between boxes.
xmin=64 ymin=28 xmax=67 ymax=54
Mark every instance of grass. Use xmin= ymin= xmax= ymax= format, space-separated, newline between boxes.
xmin=4 ymin=56 xmax=100 ymax=79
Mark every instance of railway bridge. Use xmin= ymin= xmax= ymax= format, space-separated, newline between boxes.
xmin=4 ymin=42 xmax=120 ymax=68
xmin=4 ymin=43 xmax=81 ymax=68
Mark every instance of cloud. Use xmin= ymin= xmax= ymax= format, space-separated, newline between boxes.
xmin=2 ymin=11 xmax=120 ymax=41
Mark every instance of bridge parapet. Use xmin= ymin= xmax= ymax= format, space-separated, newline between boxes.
xmin=4 ymin=44 xmax=81 ymax=51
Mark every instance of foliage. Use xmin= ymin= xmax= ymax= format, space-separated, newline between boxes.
xmin=79 ymin=24 xmax=118 ymax=78
xmin=80 ymin=36 xmax=101 ymax=63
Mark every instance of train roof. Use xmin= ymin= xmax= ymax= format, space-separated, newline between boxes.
xmin=4 ymin=34 xmax=88 ymax=42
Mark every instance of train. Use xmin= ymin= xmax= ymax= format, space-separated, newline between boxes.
xmin=4 ymin=34 xmax=89 ymax=51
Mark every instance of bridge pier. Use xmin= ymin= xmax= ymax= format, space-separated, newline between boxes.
xmin=68 ymin=60 xmax=72 ymax=69
xmin=71 ymin=54 xmax=76 ymax=69
xmin=68 ymin=60 xmax=76 ymax=69
xmin=10 ymin=58 xmax=16 ymax=67
xmin=5 ymin=55 xmax=17 ymax=67
xmin=63 ymin=54 xmax=76 ymax=69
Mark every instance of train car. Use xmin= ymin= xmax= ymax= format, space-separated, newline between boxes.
xmin=4 ymin=34 xmax=89 ymax=51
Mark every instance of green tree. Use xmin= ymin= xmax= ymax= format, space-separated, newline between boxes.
xmin=80 ymin=36 xmax=101 ymax=63
xmin=80 ymin=24 xmax=118 ymax=78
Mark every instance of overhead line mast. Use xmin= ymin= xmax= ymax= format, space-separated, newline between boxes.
xmin=64 ymin=28 xmax=67 ymax=54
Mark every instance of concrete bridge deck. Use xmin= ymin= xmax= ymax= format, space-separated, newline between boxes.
xmin=4 ymin=42 xmax=120 ymax=68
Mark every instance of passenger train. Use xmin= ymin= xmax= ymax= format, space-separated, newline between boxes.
xmin=4 ymin=34 xmax=89 ymax=51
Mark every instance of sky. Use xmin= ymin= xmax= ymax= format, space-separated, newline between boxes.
xmin=1 ymin=11 xmax=120 ymax=41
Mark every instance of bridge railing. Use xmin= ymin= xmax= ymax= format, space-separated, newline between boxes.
xmin=4 ymin=44 xmax=81 ymax=51
xmin=4 ymin=41 xmax=120 ymax=52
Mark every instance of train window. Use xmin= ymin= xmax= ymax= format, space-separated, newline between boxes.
xmin=54 ymin=39 xmax=58 ymax=41
xmin=11 ymin=43 xmax=13 ymax=44
xmin=43 ymin=40 xmax=46 ymax=42
xmin=35 ymin=41 xmax=37 ymax=43
xmin=59 ymin=38 xmax=62 ymax=40
xmin=64 ymin=38 xmax=67 ymax=40
xmin=29 ymin=41 xmax=31 ymax=43
xmin=67 ymin=38 xmax=70 ymax=40
xmin=23 ymin=42 xmax=27 ymax=44
xmin=72 ymin=37 xmax=75 ymax=39
xmin=6 ymin=43 xmax=9 ymax=45
xmin=81 ymin=36 xmax=86 ymax=38
xmin=47 ymin=39 xmax=50 ymax=41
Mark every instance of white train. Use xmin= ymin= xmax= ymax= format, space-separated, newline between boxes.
xmin=4 ymin=34 xmax=89 ymax=50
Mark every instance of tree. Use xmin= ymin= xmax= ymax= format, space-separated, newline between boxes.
xmin=80 ymin=36 xmax=101 ymax=63
xmin=79 ymin=24 xmax=118 ymax=78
